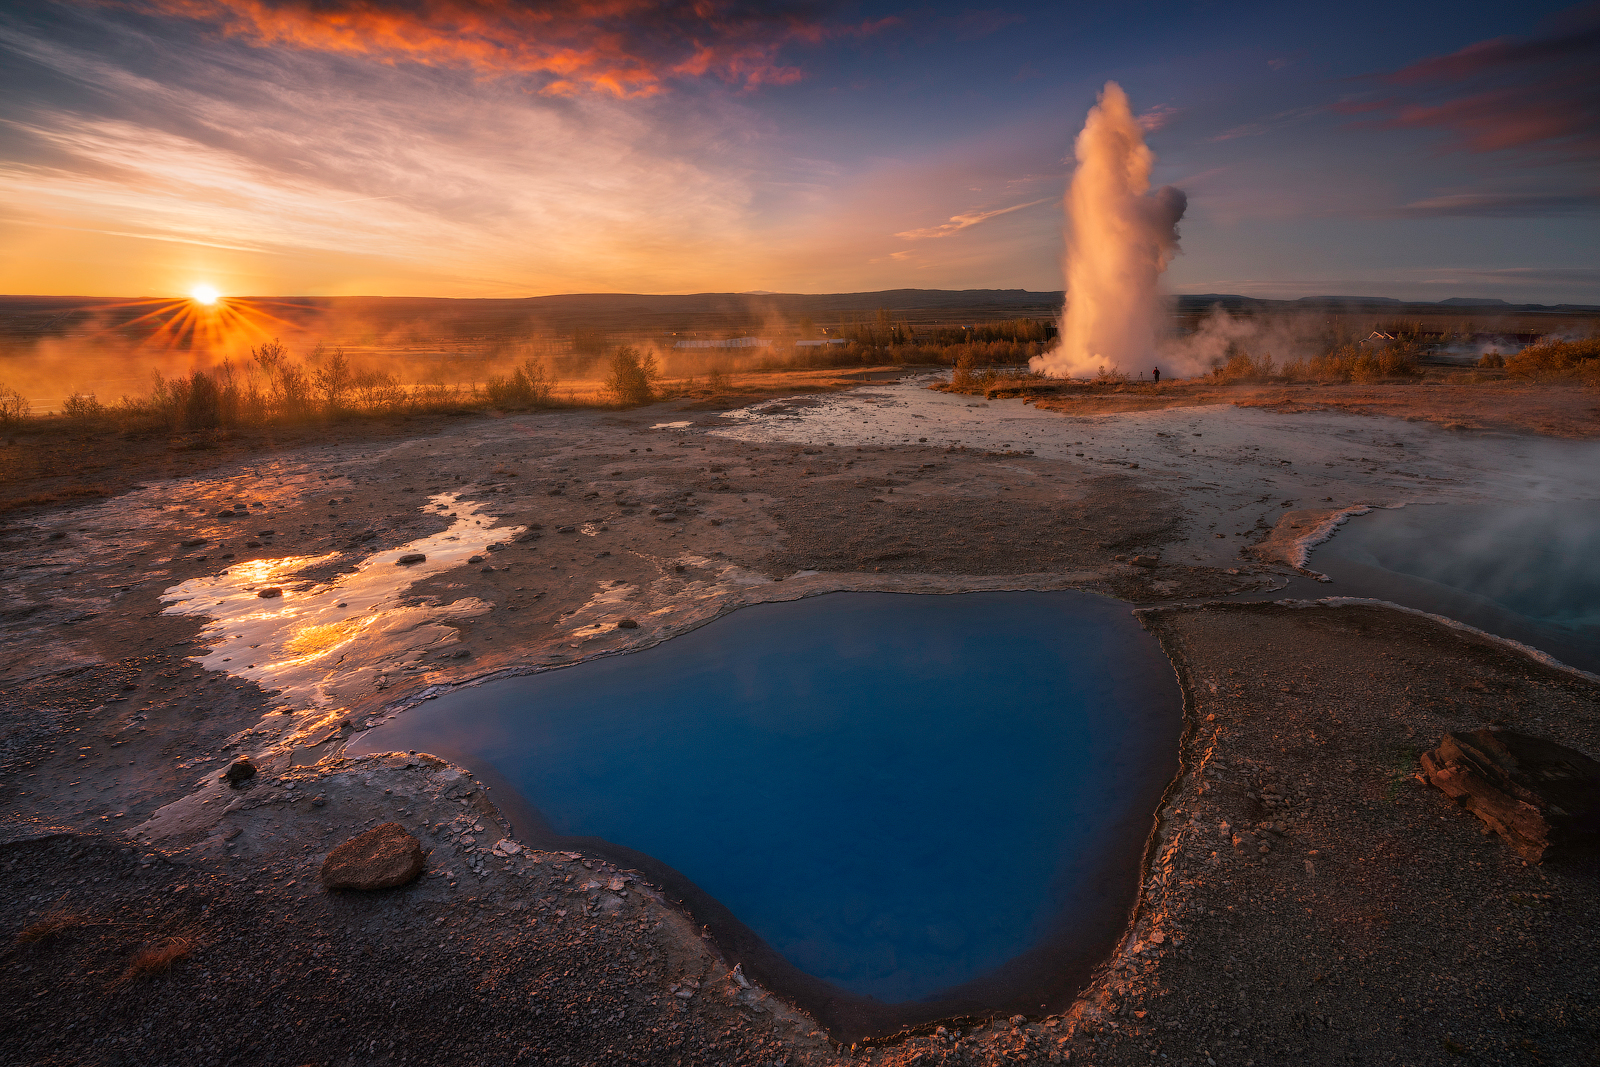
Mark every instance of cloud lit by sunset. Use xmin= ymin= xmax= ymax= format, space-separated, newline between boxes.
xmin=0 ymin=0 xmax=1594 ymax=302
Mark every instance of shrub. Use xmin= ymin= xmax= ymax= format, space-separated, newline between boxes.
xmin=0 ymin=384 xmax=30 ymax=427
xmin=485 ymin=359 xmax=555 ymax=408
xmin=354 ymin=369 xmax=407 ymax=412
xmin=1477 ymin=351 xmax=1505 ymax=369
xmin=313 ymin=347 xmax=355 ymax=411
xmin=62 ymin=392 xmax=106 ymax=420
xmin=1504 ymin=337 xmax=1600 ymax=378
xmin=604 ymin=346 xmax=658 ymax=406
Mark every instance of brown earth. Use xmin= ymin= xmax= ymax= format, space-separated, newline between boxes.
xmin=0 ymin=365 xmax=912 ymax=517
xmin=4 ymin=374 xmax=1599 ymax=1067
xmin=1015 ymin=372 xmax=1600 ymax=440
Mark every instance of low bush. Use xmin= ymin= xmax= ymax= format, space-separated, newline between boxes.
xmin=0 ymin=384 xmax=30 ymax=427
xmin=604 ymin=346 xmax=659 ymax=406
xmin=485 ymin=358 xmax=555 ymax=408
xmin=1504 ymin=337 xmax=1600 ymax=379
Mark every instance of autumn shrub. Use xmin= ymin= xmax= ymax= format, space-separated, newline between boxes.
xmin=1504 ymin=337 xmax=1600 ymax=379
xmin=604 ymin=346 xmax=659 ymax=406
xmin=486 ymin=358 xmax=555 ymax=408
xmin=61 ymin=392 xmax=106 ymax=420
xmin=0 ymin=384 xmax=31 ymax=427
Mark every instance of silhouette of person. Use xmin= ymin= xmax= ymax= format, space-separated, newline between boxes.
xmin=1152 ymin=366 xmax=1161 ymax=383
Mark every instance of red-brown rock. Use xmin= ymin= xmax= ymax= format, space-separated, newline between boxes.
xmin=320 ymin=822 xmax=426 ymax=890
xmin=1420 ymin=728 xmax=1600 ymax=863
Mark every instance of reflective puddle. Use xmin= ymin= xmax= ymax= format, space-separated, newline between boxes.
xmin=160 ymin=493 xmax=523 ymax=703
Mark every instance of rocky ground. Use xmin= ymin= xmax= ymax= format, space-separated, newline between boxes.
xmin=1021 ymin=373 xmax=1600 ymax=440
xmin=3 ymin=375 xmax=1598 ymax=1066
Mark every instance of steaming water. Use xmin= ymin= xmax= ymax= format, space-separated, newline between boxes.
xmin=1300 ymin=503 xmax=1600 ymax=673
xmin=712 ymin=377 xmax=1600 ymax=571
xmin=354 ymin=590 xmax=1180 ymax=1005
xmin=1032 ymin=82 xmax=1186 ymax=380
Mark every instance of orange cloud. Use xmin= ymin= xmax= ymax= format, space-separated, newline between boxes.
xmin=126 ymin=0 xmax=866 ymax=96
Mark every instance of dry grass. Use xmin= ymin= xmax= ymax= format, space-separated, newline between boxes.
xmin=14 ymin=910 xmax=87 ymax=944
xmin=120 ymin=936 xmax=194 ymax=981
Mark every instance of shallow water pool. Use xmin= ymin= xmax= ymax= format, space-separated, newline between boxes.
xmin=1300 ymin=502 xmax=1600 ymax=673
xmin=354 ymin=590 xmax=1180 ymax=1032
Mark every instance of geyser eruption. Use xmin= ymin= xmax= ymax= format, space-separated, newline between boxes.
xmin=1032 ymin=82 xmax=1186 ymax=379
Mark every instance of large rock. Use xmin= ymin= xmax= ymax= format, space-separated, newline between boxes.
xmin=320 ymin=822 xmax=426 ymax=890
xmin=1420 ymin=728 xmax=1600 ymax=862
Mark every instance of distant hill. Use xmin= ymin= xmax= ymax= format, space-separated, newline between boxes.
xmin=1 ymin=289 xmax=1594 ymax=352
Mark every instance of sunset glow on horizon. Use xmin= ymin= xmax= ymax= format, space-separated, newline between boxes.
xmin=0 ymin=1 xmax=1594 ymax=303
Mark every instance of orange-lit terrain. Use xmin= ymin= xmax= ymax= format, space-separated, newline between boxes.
xmin=4 ymin=0 xmax=1599 ymax=1062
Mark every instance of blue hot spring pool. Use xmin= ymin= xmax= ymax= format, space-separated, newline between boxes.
xmin=353 ymin=590 xmax=1181 ymax=1032
xmin=1288 ymin=503 xmax=1600 ymax=674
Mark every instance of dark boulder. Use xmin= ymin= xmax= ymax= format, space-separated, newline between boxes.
xmin=1421 ymin=728 xmax=1600 ymax=862
xmin=221 ymin=757 xmax=256 ymax=786
xmin=320 ymin=822 xmax=426 ymax=890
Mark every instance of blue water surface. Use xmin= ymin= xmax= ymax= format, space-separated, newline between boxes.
xmin=1302 ymin=503 xmax=1600 ymax=673
xmin=357 ymin=590 xmax=1180 ymax=1004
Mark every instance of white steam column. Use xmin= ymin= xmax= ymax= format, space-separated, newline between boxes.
xmin=1032 ymin=82 xmax=1186 ymax=379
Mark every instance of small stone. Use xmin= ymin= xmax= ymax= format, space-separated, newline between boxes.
xmin=257 ymin=588 xmax=282 ymax=598
xmin=1129 ymin=555 xmax=1159 ymax=569
xmin=320 ymin=822 xmax=426 ymax=890
xmin=221 ymin=757 xmax=256 ymax=785
xmin=396 ymin=553 xmax=426 ymax=566
xmin=468 ymin=555 xmax=484 ymax=563
xmin=311 ymin=794 xmax=326 ymax=807
xmin=617 ymin=618 xmax=639 ymax=629
xmin=656 ymin=513 xmax=678 ymax=523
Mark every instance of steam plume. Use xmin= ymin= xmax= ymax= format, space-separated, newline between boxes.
xmin=1032 ymin=82 xmax=1186 ymax=379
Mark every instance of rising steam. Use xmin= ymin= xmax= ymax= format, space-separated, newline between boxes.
xmin=1031 ymin=82 xmax=1186 ymax=379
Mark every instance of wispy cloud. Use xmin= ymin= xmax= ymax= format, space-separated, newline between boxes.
xmin=1385 ymin=190 xmax=1600 ymax=217
xmin=1340 ymin=13 xmax=1600 ymax=159
xmin=894 ymin=197 xmax=1051 ymax=240
xmin=118 ymin=0 xmax=888 ymax=97
xmin=1209 ymin=105 xmax=1322 ymax=142
xmin=1136 ymin=104 xmax=1179 ymax=132
xmin=0 ymin=13 xmax=772 ymax=294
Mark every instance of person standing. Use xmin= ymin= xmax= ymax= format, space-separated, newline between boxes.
xmin=1152 ymin=366 xmax=1161 ymax=383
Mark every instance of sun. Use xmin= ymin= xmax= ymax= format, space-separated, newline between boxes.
xmin=190 ymin=284 xmax=220 ymax=306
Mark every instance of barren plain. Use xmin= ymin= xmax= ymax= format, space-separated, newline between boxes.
xmin=3 ymin=371 xmax=1599 ymax=1067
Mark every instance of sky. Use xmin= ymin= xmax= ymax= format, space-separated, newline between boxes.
xmin=1 ymin=0 xmax=1597 ymax=303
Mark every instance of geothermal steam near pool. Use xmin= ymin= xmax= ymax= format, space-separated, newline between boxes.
xmin=1032 ymin=82 xmax=1187 ymax=379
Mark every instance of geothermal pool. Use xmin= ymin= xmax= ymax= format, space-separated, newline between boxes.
xmin=1301 ymin=503 xmax=1600 ymax=674
xmin=355 ymin=590 xmax=1180 ymax=1026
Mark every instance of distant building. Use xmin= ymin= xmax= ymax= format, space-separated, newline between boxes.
xmin=673 ymin=337 xmax=771 ymax=349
